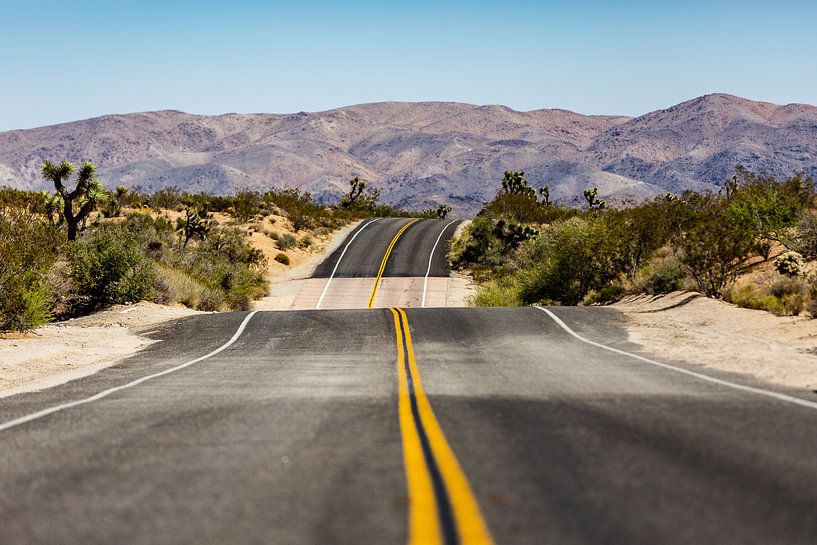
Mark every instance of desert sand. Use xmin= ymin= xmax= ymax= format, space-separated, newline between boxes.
xmin=0 ymin=302 xmax=200 ymax=397
xmin=616 ymin=291 xmax=817 ymax=392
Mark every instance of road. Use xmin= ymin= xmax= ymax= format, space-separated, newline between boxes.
xmin=294 ymin=218 xmax=461 ymax=309
xmin=2 ymin=218 xmax=817 ymax=544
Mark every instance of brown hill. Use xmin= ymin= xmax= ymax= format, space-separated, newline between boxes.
xmin=1 ymin=94 xmax=815 ymax=216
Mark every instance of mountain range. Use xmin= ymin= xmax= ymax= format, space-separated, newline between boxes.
xmin=1 ymin=93 xmax=815 ymax=216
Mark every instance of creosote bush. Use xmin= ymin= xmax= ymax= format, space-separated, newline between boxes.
xmin=0 ymin=209 xmax=63 ymax=330
xmin=69 ymin=225 xmax=156 ymax=308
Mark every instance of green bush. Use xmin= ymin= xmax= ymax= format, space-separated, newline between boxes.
xmin=472 ymin=278 xmax=523 ymax=307
xmin=644 ymin=259 xmax=686 ymax=294
xmin=677 ymin=192 xmax=755 ymax=298
xmin=729 ymin=285 xmax=784 ymax=314
xmin=0 ymin=209 xmax=63 ymax=330
xmin=68 ymin=224 xmax=156 ymax=308
xmin=515 ymin=217 xmax=617 ymax=305
xmin=231 ymin=190 xmax=261 ymax=222
xmin=274 ymin=253 xmax=290 ymax=265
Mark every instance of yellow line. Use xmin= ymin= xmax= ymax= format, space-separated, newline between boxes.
xmin=368 ymin=219 xmax=420 ymax=308
xmin=391 ymin=308 xmax=443 ymax=545
xmin=394 ymin=308 xmax=495 ymax=545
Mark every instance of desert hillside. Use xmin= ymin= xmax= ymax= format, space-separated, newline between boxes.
xmin=1 ymin=94 xmax=816 ymax=216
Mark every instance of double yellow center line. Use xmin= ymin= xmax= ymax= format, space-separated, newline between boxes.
xmin=368 ymin=219 xmax=421 ymax=308
xmin=390 ymin=308 xmax=495 ymax=545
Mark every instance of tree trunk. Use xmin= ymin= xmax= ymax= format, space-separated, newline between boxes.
xmin=63 ymin=195 xmax=78 ymax=241
xmin=67 ymin=217 xmax=78 ymax=241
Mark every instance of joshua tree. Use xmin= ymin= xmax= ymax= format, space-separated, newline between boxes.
xmin=436 ymin=204 xmax=452 ymax=219
xmin=176 ymin=205 xmax=212 ymax=247
xmin=102 ymin=185 xmax=130 ymax=218
xmin=341 ymin=176 xmax=366 ymax=207
xmin=501 ymin=170 xmax=536 ymax=198
xmin=583 ymin=187 xmax=607 ymax=211
xmin=539 ymin=185 xmax=551 ymax=206
xmin=41 ymin=160 xmax=107 ymax=241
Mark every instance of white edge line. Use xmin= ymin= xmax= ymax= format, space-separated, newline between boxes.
xmin=0 ymin=311 xmax=259 ymax=433
xmin=316 ymin=218 xmax=380 ymax=309
xmin=534 ymin=306 xmax=817 ymax=411
xmin=421 ymin=219 xmax=458 ymax=308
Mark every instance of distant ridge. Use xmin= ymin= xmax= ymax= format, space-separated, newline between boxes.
xmin=1 ymin=94 xmax=815 ymax=216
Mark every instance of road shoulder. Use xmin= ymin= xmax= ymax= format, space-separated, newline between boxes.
xmin=615 ymin=291 xmax=817 ymax=392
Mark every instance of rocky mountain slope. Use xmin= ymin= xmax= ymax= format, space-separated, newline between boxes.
xmin=1 ymin=94 xmax=815 ymax=216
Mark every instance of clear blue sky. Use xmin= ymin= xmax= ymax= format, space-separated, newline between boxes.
xmin=1 ymin=0 xmax=815 ymax=130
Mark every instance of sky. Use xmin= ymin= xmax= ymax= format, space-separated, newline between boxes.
xmin=1 ymin=0 xmax=816 ymax=130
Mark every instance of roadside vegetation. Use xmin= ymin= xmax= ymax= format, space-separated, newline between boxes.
xmin=1 ymin=162 xmax=431 ymax=331
xmin=451 ymin=167 xmax=817 ymax=316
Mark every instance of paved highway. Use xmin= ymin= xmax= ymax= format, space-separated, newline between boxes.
xmin=298 ymin=218 xmax=460 ymax=309
xmin=2 ymin=218 xmax=817 ymax=544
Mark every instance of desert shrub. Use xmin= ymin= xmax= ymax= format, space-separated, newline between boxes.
xmin=585 ymin=284 xmax=626 ymax=305
xmin=643 ymin=258 xmax=687 ymax=294
xmin=149 ymin=187 xmax=184 ymax=210
xmin=676 ymin=192 xmax=755 ymax=298
xmin=290 ymin=211 xmax=315 ymax=232
xmin=727 ymin=168 xmax=814 ymax=247
xmin=153 ymin=265 xmax=223 ymax=310
xmin=450 ymin=216 xmax=513 ymax=274
xmin=603 ymin=202 xmax=670 ymax=277
xmin=263 ymin=188 xmax=349 ymax=231
xmin=728 ymin=277 xmax=807 ymax=316
xmin=68 ymin=224 xmax=156 ymax=308
xmin=514 ymin=216 xmax=618 ymax=305
xmin=186 ymin=229 xmax=268 ymax=310
xmin=0 ymin=188 xmax=50 ymax=214
xmin=0 ymin=209 xmax=64 ymax=330
xmin=45 ymin=259 xmax=74 ymax=316
xmin=274 ymin=253 xmax=290 ymax=265
xmin=231 ymin=190 xmax=261 ymax=222
xmin=196 ymin=228 xmax=266 ymax=267
xmin=472 ymin=278 xmax=523 ymax=307
xmin=277 ymin=233 xmax=297 ymax=251
xmin=774 ymin=251 xmax=804 ymax=276
xmin=808 ymin=279 xmax=817 ymax=319
xmin=729 ymin=284 xmax=784 ymax=314
xmin=792 ymin=210 xmax=817 ymax=258
xmin=298 ymin=235 xmax=314 ymax=249
xmin=770 ymin=275 xmax=805 ymax=299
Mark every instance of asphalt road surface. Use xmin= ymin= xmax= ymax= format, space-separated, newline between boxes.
xmin=2 ymin=218 xmax=817 ymax=545
xmin=298 ymin=218 xmax=461 ymax=309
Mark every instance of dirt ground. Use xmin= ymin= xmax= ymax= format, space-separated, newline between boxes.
xmin=616 ymin=291 xmax=817 ymax=392
xmin=0 ymin=303 xmax=201 ymax=397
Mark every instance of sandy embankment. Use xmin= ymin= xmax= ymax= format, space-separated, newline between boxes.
xmin=616 ymin=291 xmax=817 ymax=392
